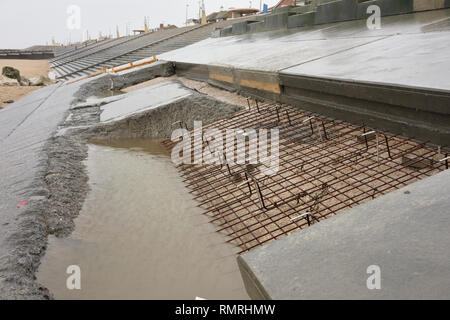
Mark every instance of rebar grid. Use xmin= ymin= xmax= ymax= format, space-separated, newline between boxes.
xmin=162 ymin=102 xmax=449 ymax=253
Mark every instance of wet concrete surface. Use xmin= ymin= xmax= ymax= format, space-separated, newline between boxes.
xmin=0 ymin=80 xmax=84 ymax=299
xmin=160 ymin=9 xmax=450 ymax=90
xmin=37 ymin=139 xmax=248 ymax=300
xmin=283 ymin=31 xmax=450 ymax=90
xmin=100 ymin=82 xmax=192 ymax=122
xmin=71 ymin=61 xmax=175 ymax=103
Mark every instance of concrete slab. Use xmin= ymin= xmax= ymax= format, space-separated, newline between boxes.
xmin=238 ymin=169 xmax=450 ymax=300
xmin=100 ymin=81 xmax=192 ymax=122
xmin=70 ymin=61 xmax=175 ymax=104
xmin=160 ymin=9 xmax=450 ymax=91
xmin=282 ymin=31 xmax=450 ymax=91
xmin=315 ymin=0 xmax=358 ymax=25
xmin=162 ymin=31 xmax=387 ymax=72
xmin=71 ymin=95 xmax=125 ymax=110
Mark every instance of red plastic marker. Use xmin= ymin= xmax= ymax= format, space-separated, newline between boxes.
xmin=16 ymin=201 xmax=29 ymax=208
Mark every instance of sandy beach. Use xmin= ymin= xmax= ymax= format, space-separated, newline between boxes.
xmin=0 ymin=59 xmax=51 ymax=108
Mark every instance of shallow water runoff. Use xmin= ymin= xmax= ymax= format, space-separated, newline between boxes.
xmin=37 ymin=138 xmax=248 ymax=300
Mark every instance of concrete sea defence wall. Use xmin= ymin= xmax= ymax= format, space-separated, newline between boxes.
xmin=174 ymin=62 xmax=450 ymax=148
xmin=218 ymin=0 xmax=450 ymax=36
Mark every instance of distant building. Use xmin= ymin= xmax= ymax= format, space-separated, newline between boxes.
xmin=274 ymin=0 xmax=296 ymax=8
xmin=133 ymin=24 xmax=176 ymax=35
xmin=185 ymin=18 xmax=200 ymax=26
xmin=159 ymin=24 xmax=177 ymax=30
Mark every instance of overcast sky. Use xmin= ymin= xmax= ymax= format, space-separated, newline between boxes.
xmin=0 ymin=0 xmax=280 ymax=49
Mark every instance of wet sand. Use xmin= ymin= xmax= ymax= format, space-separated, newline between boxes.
xmin=37 ymin=138 xmax=248 ymax=300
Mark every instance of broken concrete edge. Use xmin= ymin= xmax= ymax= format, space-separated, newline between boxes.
xmin=220 ymin=1 xmax=450 ymax=36
xmin=236 ymin=169 xmax=450 ymax=300
xmin=174 ymin=62 xmax=281 ymax=102
xmin=0 ymin=77 xmax=243 ymax=299
xmin=99 ymin=81 xmax=193 ymax=123
xmin=173 ymin=61 xmax=450 ymax=148
xmin=237 ymin=255 xmax=271 ymax=300
xmin=70 ymin=60 xmax=175 ymax=105
xmin=82 ymin=86 xmax=243 ymax=140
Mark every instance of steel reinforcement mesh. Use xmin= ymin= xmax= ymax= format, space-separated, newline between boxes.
xmin=162 ymin=101 xmax=449 ymax=253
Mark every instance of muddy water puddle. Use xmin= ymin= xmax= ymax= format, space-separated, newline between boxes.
xmin=95 ymin=89 xmax=126 ymax=99
xmin=37 ymin=138 xmax=248 ymax=299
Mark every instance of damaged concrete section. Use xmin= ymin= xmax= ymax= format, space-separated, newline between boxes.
xmin=77 ymin=80 xmax=241 ymax=140
xmin=99 ymin=81 xmax=192 ymax=122
xmin=2 ymin=5 xmax=450 ymax=301
xmin=0 ymin=61 xmax=241 ymax=299
xmin=72 ymin=60 xmax=175 ymax=104
xmin=162 ymin=101 xmax=448 ymax=253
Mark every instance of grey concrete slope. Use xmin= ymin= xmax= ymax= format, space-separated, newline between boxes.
xmin=51 ymin=39 xmax=113 ymax=62
xmin=238 ymin=169 xmax=450 ymax=300
xmin=161 ymin=9 xmax=450 ymax=90
xmin=54 ymin=20 xmax=240 ymax=81
xmin=52 ymin=45 xmax=78 ymax=57
xmin=106 ymin=20 xmax=235 ymax=67
xmin=0 ymin=82 xmax=83 ymax=221
xmin=0 ymin=81 xmax=85 ymax=298
xmin=51 ymin=36 xmax=134 ymax=67
xmin=52 ymin=39 xmax=113 ymax=60
xmin=53 ymin=25 xmax=203 ymax=80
